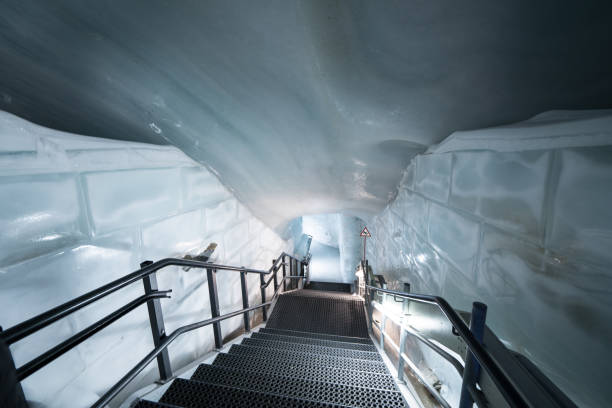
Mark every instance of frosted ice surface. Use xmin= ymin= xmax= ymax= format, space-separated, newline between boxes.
xmin=478 ymin=226 xmax=609 ymax=408
xmin=302 ymin=214 xmax=340 ymax=248
xmin=414 ymin=153 xmax=451 ymax=202
xmin=224 ymin=220 xmax=249 ymax=259
xmin=450 ymin=150 xmax=550 ymax=243
xmin=338 ymin=215 xmax=365 ymax=283
xmin=248 ymin=217 xmax=265 ymax=240
xmin=434 ymin=109 xmax=612 ymax=154
xmin=427 ymin=203 xmax=480 ymax=277
xmin=141 ymin=209 xmax=206 ymax=260
xmin=308 ymin=241 xmax=341 ymax=282
xmin=205 ymin=199 xmax=238 ymax=234
xmin=478 ymin=227 xmax=542 ymax=303
xmin=84 ymin=168 xmax=182 ymax=234
xmin=442 ymin=262 xmax=479 ymax=312
xmin=399 ymin=162 xmax=415 ymax=190
xmin=181 ymin=166 xmax=231 ymax=210
xmin=293 ymin=233 xmax=312 ymax=259
xmin=0 ymin=173 xmax=86 ymax=266
xmin=409 ymin=192 xmax=429 ymax=239
xmin=549 ymin=146 xmax=612 ymax=266
xmin=412 ymin=238 xmax=446 ymax=295
xmin=0 ymin=112 xmax=292 ymax=408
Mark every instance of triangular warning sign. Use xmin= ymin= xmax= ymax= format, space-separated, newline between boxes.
xmin=360 ymin=226 xmax=371 ymax=237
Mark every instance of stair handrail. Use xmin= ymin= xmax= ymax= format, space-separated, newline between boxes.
xmin=1 ymin=250 xmax=309 ymax=407
xmin=1 ymin=252 xmax=303 ymax=345
xmin=92 ymin=273 xmax=302 ymax=408
xmin=359 ymin=255 xmax=525 ymax=408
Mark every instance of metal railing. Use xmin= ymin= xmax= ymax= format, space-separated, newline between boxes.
xmin=1 ymin=251 xmax=309 ymax=408
xmin=359 ymin=260 xmax=528 ymax=408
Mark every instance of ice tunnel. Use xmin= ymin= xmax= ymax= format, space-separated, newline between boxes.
xmin=0 ymin=2 xmax=611 ymax=408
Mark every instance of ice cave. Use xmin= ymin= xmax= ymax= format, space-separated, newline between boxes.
xmin=0 ymin=2 xmax=611 ymax=408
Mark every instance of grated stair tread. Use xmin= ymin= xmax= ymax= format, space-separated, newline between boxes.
xmin=266 ymin=291 xmax=368 ymax=337
xmin=258 ymin=328 xmax=373 ymax=344
xmin=133 ymin=401 xmax=182 ymax=408
xmin=251 ymin=332 xmax=376 ymax=351
xmin=228 ymin=344 xmax=387 ymax=373
xmin=242 ymin=337 xmax=382 ymax=361
xmin=190 ymin=363 xmax=408 ymax=408
xmin=159 ymin=378 xmax=347 ymax=407
xmin=212 ymin=353 xmax=398 ymax=391
xmin=304 ymin=282 xmax=352 ymax=293
xmin=282 ymin=289 xmax=360 ymax=301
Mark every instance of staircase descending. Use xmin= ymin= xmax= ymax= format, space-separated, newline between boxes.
xmin=135 ymin=289 xmax=408 ymax=408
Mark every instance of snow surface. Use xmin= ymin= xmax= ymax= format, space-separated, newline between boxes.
xmin=0 ymin=111 xmax=291 ymax=407
xmin=368 ymin=113 xmax=612 ymax=408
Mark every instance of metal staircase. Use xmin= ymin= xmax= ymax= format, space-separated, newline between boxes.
xmin=0 ymin=252 xmax=579 ymax=408
xmin=134 ymin=289 xmax=408 ymax=408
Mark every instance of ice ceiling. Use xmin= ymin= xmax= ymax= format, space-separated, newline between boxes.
xmin=1 ymin=1 xmax=611 ymax=230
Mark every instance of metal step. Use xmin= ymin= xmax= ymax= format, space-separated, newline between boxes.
xmin=242 ymin=337 xmax=382 ymax=361
xmin=266 ymin=292 xmax=369 ymax=338
xmin=258 ymin=327 xmax=373 ymax=344
xmin=212 ymin=353 xmax=398 ymax=391
xmin=282 ymin=289 xmax=361 ymax=301
xmin=305 ymin=281 xmax=352 ymax=293
xmin=227 ymin=344 xmax=388 ymax=374
xmin=133 ymin=400 xmax=182 ymax=408
xmin=159 ymin=378 xmax=347 ymax=407
xmin=251 ymin=332 xmax=377 ymax=352
xmin=190 ymin=363 xmax=408 ymax=408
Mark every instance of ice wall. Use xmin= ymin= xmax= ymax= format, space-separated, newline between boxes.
xmin=366 ymin=111 xmax=612 ymax=408
xmin=0 ymin=111 xmax=290 ymax=407
xmin=301 ymin=213 xmax=364 ymax=283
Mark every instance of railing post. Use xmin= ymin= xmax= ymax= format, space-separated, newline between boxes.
xmin=273 ymin=265 xmax=279 ymax=292
xmin=240 ymin=271 xmax=250 ymax=332
xmin=140 ymin=261 xmax=172 ymax=382
xmin=260 ymin=273 xmax=267 ymax=321
xmin=366 ymin=262 xmax=375 ymax=332
xmin=402 ymin=282 xmax=411 ymax=315
xmin=299 ymin=261 xmax=305 ymax=289
xmin=288 ymin=257 xmax=293 ymax=290
xmin=397 ymin=327 xmax=408 ymax=383
xmin=397 ymin=282 xmax=410 ymax=382
xmin=282 ymin=254 xmax=287 ymax=291
xmin=206 ymin=268 xmax=223 ymax=349
xmin=459 ymin=302 xmax=488 ymax=408
xmin=379 ymin=279 xmax=387 ymax=349
xmin=380 ymin=313 xmax=387 ymax=349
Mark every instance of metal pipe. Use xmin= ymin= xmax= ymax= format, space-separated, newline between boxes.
xmin=141 ymin=261 xmax=172 ymax=382
xmin=207 ymin=268 xmax=222 ymax=349
xmin=91 ymin=301 xmax=272 ymax=408
xmin=260 ymin=273 xmax=267 ymax=321
xmin=460 ymin=302 xmax=488 ymax=408
xmin=397 ymin=328 xmax=408 ymax=383
xmin=366 ymin=285 xmax=526 ymax=408
xmin=1 ymin=258 xmax=266 ymax=345
xmin=371 ymin=299 xmax=464 ymax=376
xmin=401 ymin=349 xmax=452 ymax=408
xmin=17 ymin=291 xmax=170 ymax=381
xmin=372 ymin=319 xmax=451 ymax=408
xmin=240 ymin=271 xmax=250 ymax=332
xmin=282 ymin=255 xmax=287 ymax=291
xmin=404 ymin=324 xmax=464 ymax=376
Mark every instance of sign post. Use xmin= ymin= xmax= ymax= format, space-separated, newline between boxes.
xmin=360 ymin=226 xmax=371 ymax=262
